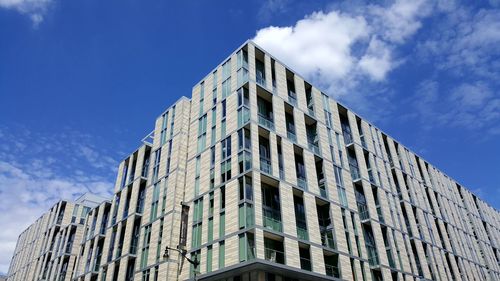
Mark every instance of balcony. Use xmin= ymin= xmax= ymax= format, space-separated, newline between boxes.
xmin=300 ymin=257 xmax=312 ymax=271
xmin=265 ymin=248 xmax=285 ymax=264
xmin=325 ymin=264 xmax=340 ymax=278
xmin=360 ymin=135 xmax=367 ymax=149
xmin=357 ymin=202 xmax=370 ymax=222
xmin=308 ymin=141 xmax=320 ymax=155
xmin=260 ymin=158 xmax=272 ymax=175
xmin=366 ymin=245 xmax=380 ymax=267
xmin=297 ymin=177 xmax=307 ymax=190
xmin=287 ymin=131 xmax=297 ymax=143
xmin=318 ymin=179 xmax=328 ymax=199
xmin=376 ymin=205 xmax=384 ymax=223
xmin=343 ymin=132 xmax=354 ymax=146
xmin=256 ymin=75 xmax=266 ymax=88
xmin=349 ymin=164 xmax=361 ymax=181
xmin=320 ymin=230 xmax=336 ymax=249
xmin=263 ymin=208 xmax=282 ymax=232
xmin=258 ymin=114 xmax=274 ymax=131
xmin=296 ymin=224 xmax=308 ymax=241
xmin=386 ymin=248 xmax=396 ymax=268
xmin=288 ymin=94 xmax=297 ymax=106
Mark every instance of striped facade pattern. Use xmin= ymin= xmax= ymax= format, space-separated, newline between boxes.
xmin=7 ymin=41 xmax=500 ymax=281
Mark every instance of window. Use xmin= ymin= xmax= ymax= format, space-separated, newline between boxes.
xmin=261 ymin=183 xmax=282 ymax=232
xmin=192 ymin=199 xmax=203 ymax=248
xmin=150 ymin=183 xmax=160 ymax=221
xmin=222 ymin=78 xmax=231 ymax=99
xmin=160 ymin=112 xmax=168 ymax=145
xmin=221 ymin=100 xmax=226 ymax=118
xmin=221 ymin=137 xmax=232 ymax=182
xmin=238 ymin=232 xmax=255 ymax=262
xmin=152 ymin=148 xmax=161 ymax=183
xmin=198 ymin=115 xmax=207 ymax=153
xmin=294 ymin=196 xmax=308 ymax=240
xmin=194 ymin=156 xmax=201 ymax=196
xmin=238 ymin=176 xmax=254 ymax=229
xmin=335 ymin=166 xmax=348 ymax=207
xmin=219 ymin=241 xmax=225 ymax=268
xmin=140 ymin=225 xmax=152 ymax=269
xmin=206 ymin=246 xmax=213 ymax=272
xmin=199 ymin=82 xmax=205 ymax=116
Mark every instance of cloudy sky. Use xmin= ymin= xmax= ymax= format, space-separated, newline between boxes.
xmin=0 ymin=0 xmax=499 ymax=274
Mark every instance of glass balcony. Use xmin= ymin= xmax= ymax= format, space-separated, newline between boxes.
xmin=300 ymin=257 xmax=312 ymax=271
xmin=308 ymin=142 xmax=320 ymax=155
xmin=308 ymin=108 xmax=315 ymax=117
xmin=260 ymin=158 xmax=272 ymax=174
xmin=343 ymin=132 xmax=353 ymax=145
xmin=265 ymin=248 xmax=285 ymax=264
xmin=357 ymin=203 xmax=369 ymax=221
xmin=368 ymin=169 xmax=376 ymax=184
xmin=349 ymin=164 xmax=361 ymax=181
xmin=297 ymin=177 xmax=307 ymax=190
xmin=263 ymin=208 xmax=282 ymax=232
xmin=320 ymin=230 xmax=336 ymax=249
xmin=318 ymin=179 xmax=328 ymax=199
xmin=258 ymin=114 xmax=274 ymax=131
xmin=256 ymin=75 xmax=266 ymax=88
xmin=376 ymin=205 xmax=384 ymax=223
xmin=325 ymin=264 xmax=340 ymax=277
xmin=296 ymin=224 xmax=308 ymax=241
xmin=366 ymin=246 xmax=380 ymax=267
xmin=360 ymin=135 xmax=367 ymax=149
xmin=386 ymin=248 xmax=396 ymax=268
xmin=288 ymin=94 xmax=297 ymax=106
xmin=287 ymin=131 xmax=297 ymax=143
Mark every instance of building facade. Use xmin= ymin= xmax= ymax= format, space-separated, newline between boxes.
xmin=7 ymin=41 xmax=500 ymax=281
xmin=7 ymin=193 xmax=107 ymax=281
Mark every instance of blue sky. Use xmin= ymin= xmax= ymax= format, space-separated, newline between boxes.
xmin=0 ymin=0 xmax=499 ymax=274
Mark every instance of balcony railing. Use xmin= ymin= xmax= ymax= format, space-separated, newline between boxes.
xmin=263 ymin=208 xmax=282 ymax=232
xmin=318 ymin=179 xmax=328 ymax=199
xmin=260 ymin=158 xmax=272 ymax=174
xmin=376 ymin=205 xmax=384 ymax=223
xmin=256 ymin=75 xmax=266 ymax=87
xmin=265 ymin=248 xmax=285 ymax=264
xmin=343 ymin=132 xmax=353 ymax=145
xmin=300 ymin=257 xmax=312 ymax=271
xmin=357 ymin=203 xmax=370 ymax=221
xmin=325 ymin=264 xmax=340 ymax=277
xmin=288 ymin=94 xmax=297 ymax=106
xmin=258 ymin=114 xmax=274 ymax=131
xmin=308 ymin=142 xmax=320 ymax=155
xmin=287 ymin=131 xmax=297 ymax=143
xmin=297 ymin=177 xmax=307 ymax=190
xmin=320 ymin=230 xmax=336 ymax=249
xmin=386 ymin=248 xmax=396 ymax=268
xmin=366 ymin=246 xmax=380 ymax=267
xmin=296 ymin=225 xmax=308 ymax=241
xmin=350 ymin=164 xmax=361 ymax=181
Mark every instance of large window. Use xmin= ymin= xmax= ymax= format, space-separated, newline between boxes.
xmin=192 ymin=199 xmax=203 ymax=248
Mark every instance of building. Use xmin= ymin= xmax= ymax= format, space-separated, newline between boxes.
xmin=7 ymin=40 xmax=500 ymax=281
xmin=6 ymin=193 xmax=107 ymax=281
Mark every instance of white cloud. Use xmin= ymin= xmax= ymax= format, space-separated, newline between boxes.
xmin=418 ymin=7 xmax=500 ymax=79
xmin=0 ymin=127 xmax=118 ymax=274
xmin=253 ymin=0 xmax=432 ymax=97
xmin=0 ymin=0 xmax=52 ymax=26
xmin=409 ymin=80 xmax=500 ymax=133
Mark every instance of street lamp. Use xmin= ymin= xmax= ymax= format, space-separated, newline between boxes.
xmin=163 ymin=246 xmax=199 ymax=280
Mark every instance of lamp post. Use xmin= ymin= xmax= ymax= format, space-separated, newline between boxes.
xmin=163 ymin=246 xmax=199 ymax=280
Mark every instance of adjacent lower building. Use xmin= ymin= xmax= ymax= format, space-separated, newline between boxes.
xmin=7 ymin=40 xmax=500 ymax=281
xmin=6 ymin=193 xmax=107 ymax=281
